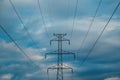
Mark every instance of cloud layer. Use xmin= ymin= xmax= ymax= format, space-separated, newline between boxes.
xmin=0 ymin=0 xmax=120 ymax=80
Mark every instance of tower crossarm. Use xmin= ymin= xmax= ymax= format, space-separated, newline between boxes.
xmin=50 ymin=38 xmax=58 ymax=45
xmin=47 ymin=65 xmax=73 ymax=74
xmin=62 ymin=50 xmax=76 ymax=59
xmin=45 ymin=50 xmax=58 ymax=59
xmin=62 ymin=38 xmax=70 ymax=44
xmin=45 ymin=50 xmax=76 ymax=59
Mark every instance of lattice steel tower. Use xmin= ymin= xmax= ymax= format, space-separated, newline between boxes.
xmin=45 ymin=33 xmax=75 ymax=80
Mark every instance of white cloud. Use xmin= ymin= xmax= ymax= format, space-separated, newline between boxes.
xmin=25 ymin=47 xmax=47 ymax=54
xmin=25 ymin=71 xmax=41 ymax=77
xmin=0 ymin=40 xmax=21 ymax=56
xmin=104 ymin=38 xmax=120 ymax=46
xmin=40 ymin=48 xmax=47 ymax=52
xmin=69 ymin=17 xmax=120 ymax=32
xmin=0 ymin=40 xmax=45 ymax=61
xmin=1 ymin=74 xmax=13 ymax=79
xmin=26 ymin=73 xmax=33 ymax=77
xmin=104 ymin=77 xmax=120 ymax=80
xmin=19 ymin=46 xmax=45 ymax=61
xmin=43 ymin=17 xmax=120 ymax=36
xmin=0 ymin=41 xmax=17 ymax=51
xmin=30 ymin=55 xmax=44 ymax=60
xmin=23 ymin=47 xmax=45 ymax=60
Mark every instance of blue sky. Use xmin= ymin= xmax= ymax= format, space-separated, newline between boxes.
xmin=0 ymin=0 xmax=120 ymax=80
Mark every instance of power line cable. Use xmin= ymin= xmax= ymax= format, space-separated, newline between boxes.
xmin=9 ymin=0 xmax=42 ymax=49
xmin=81 ymin=0 xmax=120 ymax=65
xmin=78 ymin=0 xmax=102 ymax=51
xmin=69 ymin=0 xmax=79 ymax=40
xmin=0 ymin=25 xmax=41 ymax=69
xmin=9 ymin=0 xmax=35 ymax=42
xmin=37 ymin=0 xmax=50 ymax=38
xmin=68 ymin=0 xmax=79 ymax=52
xmin=9 ymin=0 xmax=47 ymax=72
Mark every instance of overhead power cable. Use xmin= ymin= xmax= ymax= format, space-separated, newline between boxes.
xmin=78 ymin=0 xmax=102 ymax=51
xmin=37 ymin=0 xmax=50 ymax=38
xmin=9 ymin=0 xmax=33 ymax=41
xmin=81 ymin=0 xmax=120 ymax=65
xmin=0 ymin=25 xmax=41 ymax=69
xmin=70 ymin=0 xmax=79 ymax=40
xmin=9 ymin=0 xmax=41 ymax=49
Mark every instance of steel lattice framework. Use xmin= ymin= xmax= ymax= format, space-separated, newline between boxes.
xmin=45 ymin=33 xmax=75 ymax=80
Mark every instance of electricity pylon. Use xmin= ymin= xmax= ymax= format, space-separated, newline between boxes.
xmin=45 ymin=33 xmax=75 ymax=80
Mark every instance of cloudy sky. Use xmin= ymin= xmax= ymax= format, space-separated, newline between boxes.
xmin=0 ymin=0 xmax=120 ymax=80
